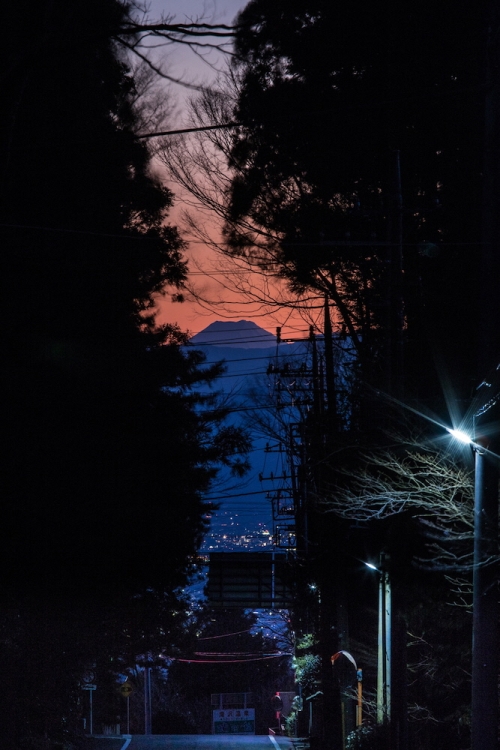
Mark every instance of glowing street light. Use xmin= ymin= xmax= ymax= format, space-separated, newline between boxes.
xmin=447 ymin=428 xmax=473 ymax=445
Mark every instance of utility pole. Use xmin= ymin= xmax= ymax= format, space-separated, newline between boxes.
xmin=378 ymin=558 xmax=391 ymax=725
xmin=470 ymin=377 xmax=499 ymax=750
xmin=323 ymin=296 xmax=337 ymax=433
xmin=472 ymin=5 xmax=500 ymax=748
xmin=387 ymin=150 xmax=409 ymax=750
xmin=144 ymin=666 xmax=152 ymax=735
xmin=386 ymin=149 xmax=405 ymax=399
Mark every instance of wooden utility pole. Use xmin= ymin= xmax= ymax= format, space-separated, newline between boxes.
xmin=387 ymin=149 xmax=405 ymax=400
xmin=323 ymin=296 xmax=337 ymax=433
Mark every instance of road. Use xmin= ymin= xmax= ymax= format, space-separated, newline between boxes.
xmin=124 ymin=735 xmax=304 ymax=750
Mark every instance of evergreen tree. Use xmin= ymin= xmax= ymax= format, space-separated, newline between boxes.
xmin=0 ymin=1 xmax=248 ymax=744
xmin=205 ymin=5 xmax=496 ymax=747
xmin=222 ymin=0 xmax=487 ymax=401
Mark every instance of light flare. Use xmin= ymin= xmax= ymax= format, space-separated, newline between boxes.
xmin=447 ymin=428 xmax=472 ymax=445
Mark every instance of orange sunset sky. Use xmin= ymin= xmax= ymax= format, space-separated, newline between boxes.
xmin=145 ymin=0 xmax=322 ymax=339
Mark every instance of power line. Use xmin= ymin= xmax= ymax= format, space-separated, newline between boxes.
xmin=185 ymin=321 xmax=315 ymax=337
xmin=193 ymin=353 xmax=277 ymax=365
xmin=137 ymin=122 xmax=240 ymax=139
xmin=185 ymin=323 xmax=300 ymax=336
xmin=136 ymin=81 xmax=483 ymax=140
xmin=174 ymin=653 xmax=291 ymax=664
xmin=197 ymin=629 xmax=253 ymax=640
xmin=204 ymin=490 xmax=270 ymax=500
xmin=0 ymin=223 xmax=481 ymax=248
xmin=191 ymin=337 xmax=276 ymax=347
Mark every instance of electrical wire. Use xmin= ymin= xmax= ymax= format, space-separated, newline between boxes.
xmin=194 ymin=652 xmax=284 ymax=656
xmin=174 ymin=654 xmax=291 ymax=664
xmin=197 ymin=628 xmax=252 ymax=640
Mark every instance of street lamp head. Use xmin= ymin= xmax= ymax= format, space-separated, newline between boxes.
xmin=364 ymin=562 xmax=380 ymax=573
xmin=448 ymin=428 xmax=473 ymax=445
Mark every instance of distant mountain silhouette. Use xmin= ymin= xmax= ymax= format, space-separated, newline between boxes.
xmin=190 ymin=320 xmax=276 ymax=349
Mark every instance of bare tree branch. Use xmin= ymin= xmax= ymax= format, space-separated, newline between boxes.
xmin=114 ymin=3 xmax=238 ymax=88
xmin=156 ymin=72 xmax=392 ymax=368
xmin=318 ymin=429 xmax=492 ymax=572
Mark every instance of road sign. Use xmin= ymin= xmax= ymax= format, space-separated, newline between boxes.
xmin=212 ymin=708 xmax=255 ymax=735
xmin=118 ymin=681 xmax=134 ymax=698
xmin=81 ymin=684 xmax=96 ymax=690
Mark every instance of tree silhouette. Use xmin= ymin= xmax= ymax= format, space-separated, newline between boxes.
xmin=0 ymin=1 xmax=249 ymax=744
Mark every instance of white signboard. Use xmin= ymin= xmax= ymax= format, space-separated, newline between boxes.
xmin=212 ymin=708 xmax=255 ymax=734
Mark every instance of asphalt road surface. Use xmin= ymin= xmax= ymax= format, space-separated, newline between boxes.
xmin=125 ymin=735 xmax=302 ymax=750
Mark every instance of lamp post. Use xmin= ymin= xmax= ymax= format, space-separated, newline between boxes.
xmin=144 ymin=666 xmax=152 ymax=735
xmin=471 ymin=435 xmax=498 ymax=750
xmin=450 ymin=403 xmax=499 ymax=750
xmin=81 ymin=684 xmax=96 ymax=736
xmin=365 ymin=556 xmax=391 ymax=725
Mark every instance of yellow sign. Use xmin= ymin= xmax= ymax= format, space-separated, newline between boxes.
xmin=118 ymin=681 xmax=134 ymax=698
